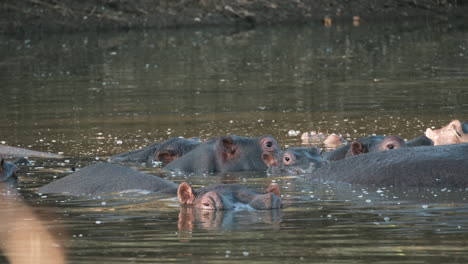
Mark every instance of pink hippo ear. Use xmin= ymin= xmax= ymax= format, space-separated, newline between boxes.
xmin=350 ymin=141 xmax=364 ymax=156
xmin=217 ymin=136 xmax=238 ymax=161
xmin=265 ymin=183 xmax=281 ymax=197
xmin=261 ymin=152 xmax=278 ymax=167
xmin=178 ymin=182 xmax=196 ymax=205
xmin=155 ymin=150 xmax=179 ymax=166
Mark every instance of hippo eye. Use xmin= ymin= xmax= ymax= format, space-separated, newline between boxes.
xmin=265 ymin=141 xmax=273 ymax=148
xmin=284 ymin=157 xmax=290 ymax=162
xmin=387 ymin=144 xmax=394 ymax=149
xmin=203 ymin=203 xmax=210 ymax=207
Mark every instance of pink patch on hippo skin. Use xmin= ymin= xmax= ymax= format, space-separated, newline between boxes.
xmin=323 ymin=133 xmax=347 ymax=150
xmin=425 ymin=120 xmax=468 ymax=145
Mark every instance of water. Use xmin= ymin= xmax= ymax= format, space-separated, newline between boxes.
xmin=1 ymin=20 xmax=468 ymax=263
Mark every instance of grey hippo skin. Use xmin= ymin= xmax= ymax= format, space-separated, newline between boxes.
xmin=38 ymin=163 xmax=282 ymax=210
xmin=0 ymin=159 xmax=18 ymax=182
xmin=38 ymin=163 xmax=179 ymax=196
xmin=406 ymin=135 xmax=433 ymax=147
xmin=308 ymin=143 xmax=468 ymax=187
xmin=177 ymin=182 xmax=282 ymax=210
xmin=110 ymin=137 xmax=201 ymax=166
xmin=0 ymin=145 xmax=63 ymax=159
xmin=322 ymin=135 xmax=406 ymax=161
xmin=262 ymin=147 xmax=325 ymax=175
xmin=164 ymin=135 xmax=281 ymax=174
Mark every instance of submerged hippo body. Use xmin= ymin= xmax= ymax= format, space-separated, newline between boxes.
xmin=164 ymin=135 xmax=281 ymax=174
xmin=38 ymin=163 xmax=179 ymax=196
xmin=308 ymin=143 xmax=468 ymax=187
xmin=110 ymin=137 xmax=201 ymax=166
xmin=322 ymin=135 xmax=406 ymax=161
xmin=0 ymin=145 xmax=63 ymax=159
xmin=177 ymin=182 xmax=282 ymax=210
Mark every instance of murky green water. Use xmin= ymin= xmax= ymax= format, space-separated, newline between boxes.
xmin=1 ymin=20 xmax=468 ymax=263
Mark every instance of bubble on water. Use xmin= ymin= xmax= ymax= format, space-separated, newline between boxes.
xmin=288 ymin=130 xmax=300 ymax=136
xmin=365 ymin=199 xmax=371 ymax=203
xmin=384 ymin=217 xmax=390 ymax=222
xmin=116 ymin=140 xmax=123 ymax=145
xmin=243 ymin=251 xmax=249 ymax=256
xmin=226 ymin=250 xmax=231 ymax=254
xmin=101 ymin=202 xmax=107 ymax=206
xmin=96 ymin=221 xmax=102 ymax=224
xmin=376 ymin=189 xmax=383 ymax=193
xmin=327 ymin=214 xmax=332 ymax=218
xmin=422 ymin=204 xmax=429 ymax=209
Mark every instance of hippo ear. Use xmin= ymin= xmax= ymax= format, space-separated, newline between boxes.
xmin=261 ymin=152 xmax=278 ymax=167
xmin=217 ymin=136 xmax=238 ymax=161
xmin=178 ymin=182 xmax=196 ymax=205
xmin=155 ymin=150 xmax=179 ymax=166
xmin=425 ymin=128 xmax=438 ymax=140
xmin=265 ymin=183 xmax=281 ymax=197
xmin=0 ymin=158 xmax=3 ymax=173
xmin=350 ymin=141 xmax=364 ymax=156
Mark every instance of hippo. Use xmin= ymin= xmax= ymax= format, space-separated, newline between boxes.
xmin=110 ymin=137 xmax=201 ymax=166
xmin=0 ymin=145 xmax=63 ymax=159
xmin=406 ymin=135 xmax=433 ymax=147
xmin=301 ymin=132 xmax=347 ymax=150
xmin=177 ymin=182 xmax=282 ymax=210
xmin=37 ymin=163 xmax=179 ymax=196
xmin=38 ymin=163 xmax=283 ymax=210
xmin=307 ymin=143 xmax=468 ymax=187
xmin=262 ymin=147 xmax=325 ymax=175
xmin=164 ymin=135 xmax=281 ymax=174
xmin=425 ymin=120 xmax=468 ymax=145
xmin=322 ymin=135 xmax=406 ymax=161
xmin=0 ymin=159 xmax=18 ymax=182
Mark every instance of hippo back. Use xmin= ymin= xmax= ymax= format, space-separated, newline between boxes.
xmin=38 ymin=163 xmax=178 ymax=196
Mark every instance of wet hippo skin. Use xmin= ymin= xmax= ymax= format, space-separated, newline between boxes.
xmin=164 ymin=135 xmax=281 ymax=174
xmin=0 ymin=145 xmax=63 ymax=159
xmin=110 ymin=137 xmax=201 ymax=166
xmin=262 ymin=147 xmax=325 ymax=175
xmin=38 ymin=163 xmax=179 ymax=196
xmin=307 ymin=143 xmax=468 ymax=187
xmin=322 ymin=135 xmax=406 ymax=161
xmin=177 ymin=182 xmax=282 ymax=210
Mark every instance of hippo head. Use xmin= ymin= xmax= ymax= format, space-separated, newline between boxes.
xmin=214 ymin=135 xmax=281 ymax=172
xmin=425 ymin=120 xmax=468 ymax=145
xmin=346 ymin=135 xmax=406 ymax=157
xmin=177 ymin=182 xmax=282 ymax=210
xmin=262 ymin=147 xmax=325 ymax=175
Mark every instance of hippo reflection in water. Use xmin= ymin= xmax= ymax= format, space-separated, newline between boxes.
xmin=38 ymin=163 xmax=282 ymax=210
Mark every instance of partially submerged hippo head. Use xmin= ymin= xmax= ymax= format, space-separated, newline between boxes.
xmin=177 ymin=182 xmax=282 ymax=210
xmin=425 ymin=120 xmax=468 ymax=145
xmin=346 ymin=135 xmax=406 ymax=157
xmin=262 ymin=147 xmax=325 ymax=175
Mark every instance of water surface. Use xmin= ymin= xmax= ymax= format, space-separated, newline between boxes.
xmin=1 ymin=20 xmax=468 ymax=263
